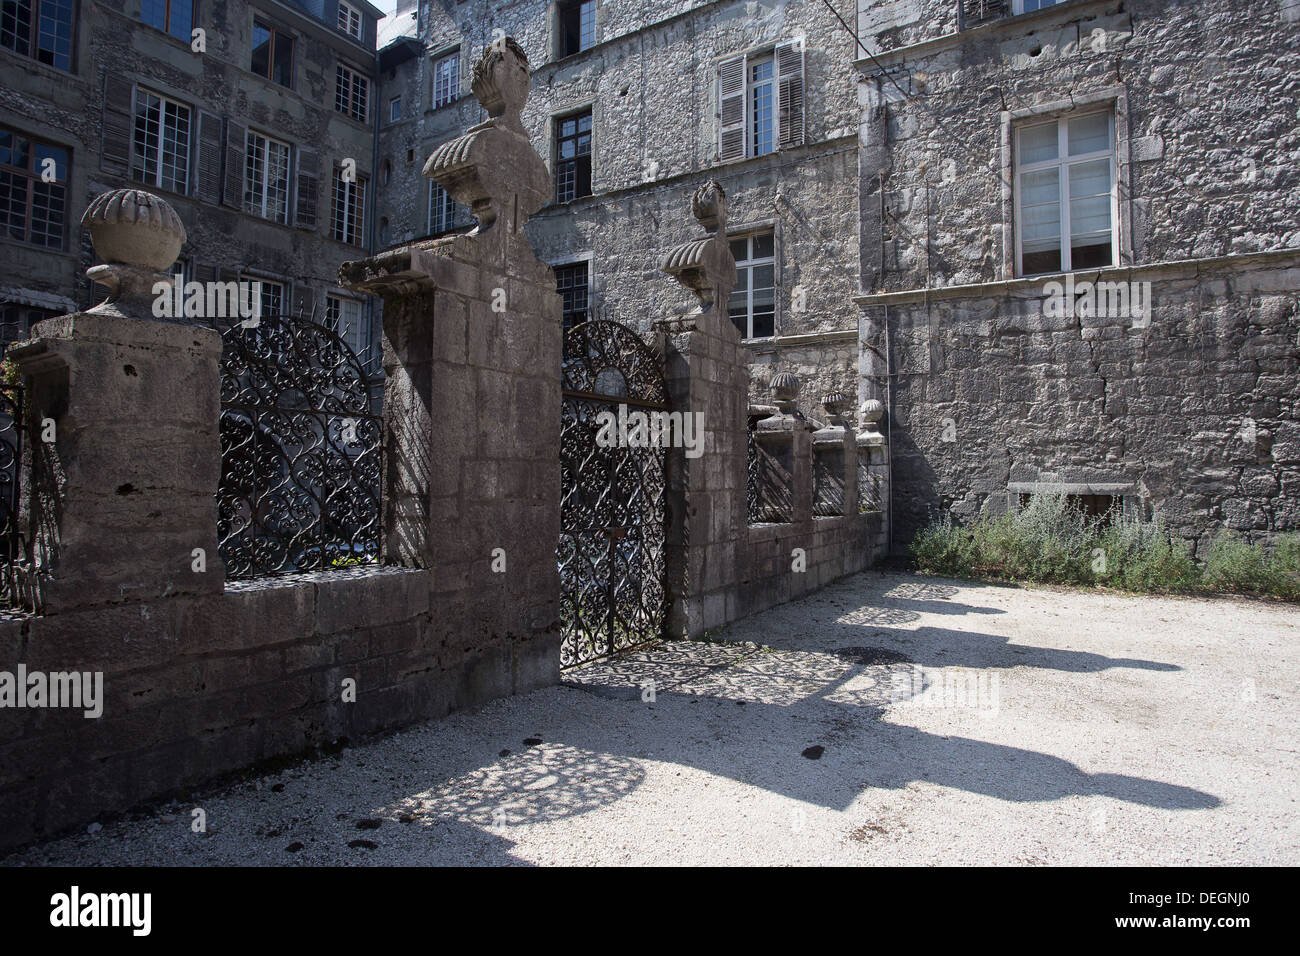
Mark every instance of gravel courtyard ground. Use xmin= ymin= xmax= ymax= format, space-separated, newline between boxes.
xmin=5 ymin=570 xmax=1297 ymax=866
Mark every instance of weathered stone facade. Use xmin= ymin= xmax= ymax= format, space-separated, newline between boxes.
xmin=1 ymin=0 xmax=383 ymax=356
xmin=374 ymin=0 xmax=863 ymax=409
xmin=855 ymin=0 xmax=1300 ymax=551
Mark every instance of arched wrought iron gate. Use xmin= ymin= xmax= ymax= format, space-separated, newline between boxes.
xmin=559 ymin=320 xmax=668 ymax=668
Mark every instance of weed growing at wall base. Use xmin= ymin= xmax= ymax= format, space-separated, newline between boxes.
xmin=910 ymin=492 xmax=1300 ymax=600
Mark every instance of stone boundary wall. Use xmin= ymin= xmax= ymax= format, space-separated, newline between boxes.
xmin=0 ymin=568 xmax=556 ymax=850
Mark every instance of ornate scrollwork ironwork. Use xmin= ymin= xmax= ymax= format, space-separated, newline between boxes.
xmin=0 ymin=383 xmax=24 ymax=607
xmin=217 ymin=315 xmax=382 ymax=579
xmin=559 ymin=320 xmax=667 ymax=668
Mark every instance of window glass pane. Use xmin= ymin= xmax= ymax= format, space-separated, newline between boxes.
xmin=0 ymin=130 xmax=28 ymax=169
xmin=1021 ymin=248 xmax=1061 ymax=275
xmin=751 ymin=233 xmax=774 ymax=259
xmin=251 ymin=23 xmax=271 ymax=77
xmin=169 ymin=0 xmax=192 ymax=41
xmin=752 ymin=264 xmax=774 ymax=290
xmin=1068 ymin=112 xmax=1109 ymax=156
xmin=1070 ymin=239 xmax=1112 ymax=269
xmin=1019 ymin=121 xmax=1057 ymax=165
xmin=729 ymin=238 xmax=747 ymax=261
xmin=751 ymin=310 xmax=774 ymax=338
xmin=1020 ymin=168 xmax=1060 ymax=244
xmin=1068 ymin=158 xmax=1109 ymax=199
xmin=141 ymin=0 xmax=166 ymax=31
xmin=1069 ymin=195 xmax=1111 ymax=239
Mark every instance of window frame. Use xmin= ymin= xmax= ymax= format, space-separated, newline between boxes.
xmin=0 ymin=0 xmax=75 ymax=72
xmin=239 ymin=274 xmax=285 ymax=323
xmin=427 ymin=179 xmax=461 ymax=235
xmin=556 ymin=0 xmax=597 ymax=58
xmin=244 ymin=129 xmax=292 ymax=225
xmin=335 ymin=62 xmax=370 ymax=124
xmin=1013 ymin=108 xmax=1117 ymax=277
xmin=1012 ymin=0 xmax=1064 ymax=14
xmin=131 ymin=87 xmax=193 ymax=196
xmin=553 ymin=107 xmax=592 ymax=204
xmin=251 ymin=18 xmax=295 ymax=89
xmin=388 ymin=95 xmax=402 ymax=124
xmin=337 ymin=1 xmax=363 ymax=41
xmin=431 ymin=49 xmax=460 ymax=110
xmin=325 ymin=293 xmax=369 ymax=363
xmin=331 ymin=166 xmax=367 ymax=245
xmin=553 ymin=259 xmax=590 ymax=337
xmin=140 ymin=0 xmax=195 ymax=43
xmin=747 ymin=53 xmax=776 ymax=159
xmin=727 ymin=229 xmax=777 ymax=341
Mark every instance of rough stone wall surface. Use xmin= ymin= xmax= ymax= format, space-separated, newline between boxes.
xmin=0 ymin=0 xmax=377 ymax=326
xmin=376 ymin=0 xmax=862 ymax=407
xmin=858 ymin=0 xmax=1300 ymax=293
xmin=875 ymin=253 xmax=1300 ymax=550
xmin=0 ymin=567 xmax=560 ymax=851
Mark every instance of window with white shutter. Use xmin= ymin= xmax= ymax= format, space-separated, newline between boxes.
xmin=717 ymin=41 xmax=805 ymax=163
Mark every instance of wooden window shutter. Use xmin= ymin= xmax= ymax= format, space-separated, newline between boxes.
xmin=777 ymin=40 xmax=805 ymax=150
xmin=295 ymin=147 xmax=320 ymax=230
xmin=196 ymin=111 xmax=224 ymax=204
xmin=194 ymin=263 xmax=217 ymax=285
xmin=100 ymin=73 xmax=134 ymax=176
xmin=222 ymin=119 xmax=246 ymax=210
xmin=718 ymin=54 xmax=746 ymax=163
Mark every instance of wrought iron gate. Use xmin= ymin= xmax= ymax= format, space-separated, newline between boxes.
xmin=217 ymin=314 xmax=382 ymax=579
xmin=559 ymin=320 xmax=668 ymax=668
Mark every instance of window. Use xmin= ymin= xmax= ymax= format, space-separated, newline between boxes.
xmin=0 ymin=128 xmax=67 ymax=249
xmin=241 ymin=276 xmax=284 ymax=322
xmin=717 ymin=42 xmax=804 ymax=163
xmin=141 ymin=0 xmax=193 ymax=42
xmin=132 ymin=90 xmax=191 ymax=194
xmin=389 ymin=95 xmax=402 ymax=123
xmin=245 ymin=131 xmax=291 ymax=224
xmin=432 ymin=51 xmax=459 ymax=109
xmin=332 ymin=168 xmax=366 ymax=245
xmin=336 ymin=64 xmax=369 ymax=123
xmin=252 ymin=19 xmax=294 ymax=89
xmin=728 ymin=232 xmax=776 ymax=339
xmin=1014 ymin=0 xmax=1062 ymax=12
xmin=554 ymin=109 xmax=591 ymax=203
xmin=558 ymin=0 xmax=596 ymax=57
xmin=337 ymin=1 xmax=363 ymax=41
xmin=326 ymin=294 xmax=368 ymax=362
xmin=428 ymin=180 xmax=464 ymax=235
xmin=1 ymin=0 xmax=73 ymax=71
xmin=1015 ymin=110 xmax=1115 ymax=275
xmin=749 ymin=55 xmax=775 ymax=158
xmin=554 ymin=262 xmax=589 ymax=336
xmin=1 ymin=302 xmax=59 ymax=350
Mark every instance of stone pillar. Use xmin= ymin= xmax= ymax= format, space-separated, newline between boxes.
xmin=812 ymin=390 xmax=857 ymax=517
xmin=7 ymin=189 xmax=224 ymax=613
xmin=756 ymin=371 xmax=813 ymax=523
xmin=858 ymin=398 xmax=889 ymax=553
xmin=340 ymin=37 xmax=562 ymax=692
xmin=656 ymin=180 xmax=743 ymax=637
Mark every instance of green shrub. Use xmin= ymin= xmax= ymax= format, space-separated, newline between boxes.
xmin=909 ymin=494 xmax=1294 ymax=601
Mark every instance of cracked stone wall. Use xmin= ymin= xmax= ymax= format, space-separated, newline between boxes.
xmin=856 ymin=0 xmax=1300 ymax=550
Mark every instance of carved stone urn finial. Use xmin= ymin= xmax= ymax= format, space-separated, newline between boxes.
xmin=691 ymin=179 xmax=728 ymax=234
xmin=821 ymin=390 xmax=851 ymax=428
xmin=471 ymin=36 xmax=530 ymax=132
xmin=860 ymin=398 xmax=885 ymax=434
xmin=660 ymin=180 xmax=736 ymax=315
xmin=423 ymin=36 xmax=549 ymax=235
xmin=81 ymin=188 xmax=187 ymax=318
xmin=770 ymin=370 xmax=801 ymax=415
